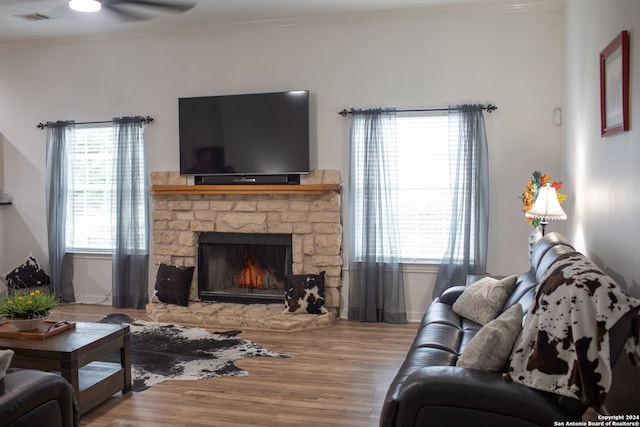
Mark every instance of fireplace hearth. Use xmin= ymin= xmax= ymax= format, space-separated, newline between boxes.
xmin=198 ymin=232 xmax=292 ymax=304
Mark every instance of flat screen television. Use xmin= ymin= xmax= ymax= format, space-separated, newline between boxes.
xmin=179 ymin=90 xmax=310 ymax=184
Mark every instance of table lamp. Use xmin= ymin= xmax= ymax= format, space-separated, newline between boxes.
xmin=526 ymin=183 xmax=567 ymax=235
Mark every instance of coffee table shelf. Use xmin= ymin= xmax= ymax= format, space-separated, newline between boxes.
xmin=78 ymin=361 xmax=127 ymax=413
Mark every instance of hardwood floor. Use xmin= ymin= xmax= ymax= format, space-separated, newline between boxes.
xmin=52 ymin=304 xmax=418 ymax=427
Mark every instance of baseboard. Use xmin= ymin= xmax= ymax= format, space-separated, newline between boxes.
xmin=339 ymin=309 xmax=421 ymax=323
xmin=406 ymin=311 xmax=424 ymax=323
xmin=70 ymin=294 xmax=112 ymax=305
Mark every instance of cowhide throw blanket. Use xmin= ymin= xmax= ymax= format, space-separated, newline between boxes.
xmin=506 ymin=252 xmax=640 ymax=409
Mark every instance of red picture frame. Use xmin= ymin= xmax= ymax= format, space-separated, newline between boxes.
xmin=600 ymin=30 xmax=630 ymax=136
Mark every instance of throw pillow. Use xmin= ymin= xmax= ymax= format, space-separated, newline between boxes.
xmin=0 ymin=254 xmax=51 ymax=289
xmin=154 ymin=264 xmax=195 ymax=307
xmin=284 ymin=271 xmax=328 ymax=315
xmin=457 ymin=303 xmax=523 ymax=372
xmin=0 ymin=349 xmax=14 ymax=380
xmin=452 ymin=275 xmax=518 ymax=325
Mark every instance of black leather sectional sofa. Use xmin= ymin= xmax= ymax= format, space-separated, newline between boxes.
xmin=380 ymin=232 xmax=634 ymax=427
xmin=0 ymin=368 xmax=78 ymax=427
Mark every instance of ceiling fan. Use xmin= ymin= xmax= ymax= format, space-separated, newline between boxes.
xmin=68 ymin=0 xmax=195 ymax=21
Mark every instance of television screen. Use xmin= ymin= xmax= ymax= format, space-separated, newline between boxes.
xmin=179 ymin=90 xmax=310 ymax=178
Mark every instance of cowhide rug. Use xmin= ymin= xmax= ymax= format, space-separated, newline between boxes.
xmin=100 ymin=314 xmax=290 ymax=392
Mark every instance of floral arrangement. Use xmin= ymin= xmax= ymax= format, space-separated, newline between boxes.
xmin=0 ymin=289 xmax=59 ymax=320
xmin=521 ymin=171 xmax=567 ymax=227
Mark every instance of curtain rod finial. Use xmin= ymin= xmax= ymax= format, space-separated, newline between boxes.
xmin=485 ymin=104 xmax=497 ymax=113
xmin=36 ymin=122 xmax=45 ymax=130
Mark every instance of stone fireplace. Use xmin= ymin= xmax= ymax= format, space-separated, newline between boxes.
xmin=150 ymin=170 xmax=342 ymax=314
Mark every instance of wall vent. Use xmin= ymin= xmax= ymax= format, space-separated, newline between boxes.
xmin=14 ymin=13 xmax=52 ymax=22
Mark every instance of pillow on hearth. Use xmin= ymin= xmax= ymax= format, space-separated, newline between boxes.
xmin=457 ymin=303 xmax=523 ymax=372
xmin=0 ymin=349 xmax=14 ymax=380
xmin=0 ymin=253 xmax=51 ymax=289
xmin=154 ymin=264 xmax=195 ymax=307
xmin=284 ymin=271 xmax=328 ymax=315
xmin=452 ymin=275 xmax=518 ymax=325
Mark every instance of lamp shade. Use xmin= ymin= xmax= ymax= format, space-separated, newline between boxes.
xmin=525 ymin=183 xmax=567 ymax=221
xmin=69 ymin=0 xmax=101 ymax=12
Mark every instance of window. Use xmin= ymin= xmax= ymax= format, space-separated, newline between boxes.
xmin=66 ymin=124 xmax=145 ymax=252
xmin=351 ymin=111 xmax=461 ymax=263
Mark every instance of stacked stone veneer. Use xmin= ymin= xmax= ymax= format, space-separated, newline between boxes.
xmin=150 ymin=170 xmax=343 ymax=313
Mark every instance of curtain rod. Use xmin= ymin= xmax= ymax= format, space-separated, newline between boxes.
xmin=338 ymin=104 xmax=497 ymax=117
xmin=36 ymin=116 xmax=154 ymax=129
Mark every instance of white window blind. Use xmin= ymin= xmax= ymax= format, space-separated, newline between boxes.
xmin=351 ymin=111 xmax=460 ymax=263
xmin=396 ymin=112 xmax=459 ymax=262
xmin=65 ymin=124 xmax=146 ymax=253
xmin=66 ymin=125 xmax=114 ymax=252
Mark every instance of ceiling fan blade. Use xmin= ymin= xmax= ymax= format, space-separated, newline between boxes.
xmin=102 ymin=3 xmax=151 ymax=21
xmin=0 ymin=0 xmax=43 ymax=4
xmin=104 ymin=0 xmax=195 ymax=13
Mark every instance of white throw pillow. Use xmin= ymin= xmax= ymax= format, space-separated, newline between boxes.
xmin=0 ymin=349 xmax=14 ymax=380
xmin=452 ymin=275 xmax=518 ymax=325
xmin=457 ymin=303 xmax=523 ymax=372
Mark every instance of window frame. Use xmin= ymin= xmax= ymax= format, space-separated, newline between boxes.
xmin=64 ymin=123 xmax=147 ymax=254
xmin=65 ymin=124 xmax=114 ymax=253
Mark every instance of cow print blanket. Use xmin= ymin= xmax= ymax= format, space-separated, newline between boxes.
xmin=507 ymin=252 xmax=640 ymax=409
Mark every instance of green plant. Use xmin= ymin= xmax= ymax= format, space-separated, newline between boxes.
xmin=0 ymin=290 xmax=59 ymax=320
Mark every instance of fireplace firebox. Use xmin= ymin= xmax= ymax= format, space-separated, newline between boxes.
xmin=198 ymin=232 xmax=292 ymax=304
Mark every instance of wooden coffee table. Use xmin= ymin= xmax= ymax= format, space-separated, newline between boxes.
xmin=0 ymin=321 xmax=131 ymax=415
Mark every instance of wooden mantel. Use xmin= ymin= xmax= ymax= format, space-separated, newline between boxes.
xmin=151 ymin=184 xmax=341 ymax=196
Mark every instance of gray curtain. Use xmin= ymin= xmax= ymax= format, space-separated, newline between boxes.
xmin=432 ymin=104 xmax=489 ymax=298
xmin=112 ymin=117 xmax=149 ymax=308
xmin=45 ymin=121 xmax=76 ymax=302
xmin=348 ymin=109 xmax=407 ymax=323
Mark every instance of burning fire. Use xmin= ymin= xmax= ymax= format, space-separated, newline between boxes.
xmin=238 ymin=252 xmax=265 ymax=289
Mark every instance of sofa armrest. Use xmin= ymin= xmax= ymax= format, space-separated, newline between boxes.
xmin=384 ymin=366 xmax=580 ymax=427
xmin=438 ymin=286 xmax=467 ymax=305
xmin=0 ymin=369 xmax=78 ymax=427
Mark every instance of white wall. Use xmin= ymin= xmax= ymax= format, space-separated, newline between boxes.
xmin=563 ymin=0 xmax=640 ymax=298
xmin=0 ymin=138 xmax=5 ymax=290
xmin=562 ymin=0 xmax=640 ymax=414
xmin=0 ymin=4 xmax=563 ymax=320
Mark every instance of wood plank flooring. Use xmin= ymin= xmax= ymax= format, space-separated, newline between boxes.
xmin=51 ymin=304 xmax=418 ymax=427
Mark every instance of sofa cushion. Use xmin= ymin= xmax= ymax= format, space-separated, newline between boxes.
xmin=0 ymin=369 xmax=79 ymax=427
xmin=438 ymin=286 xmax=467 ymax=305
xmin=456 ymin=303 xmax=523 ymax=372
xmin=528 ymin=227 xmax=544 ymax=270
xmin=452 ymin=275 xmax=518 ymax=325
xmin=411 ymin=323 xmax=462 ymax=354
xmin=529 ymin=232 xmax=574 ymax=277
xmin=421 ymin=301 xmax=464 ymax=328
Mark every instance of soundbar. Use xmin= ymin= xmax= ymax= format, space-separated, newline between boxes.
xmin=195 ymin=174 xmax=301 ymax=185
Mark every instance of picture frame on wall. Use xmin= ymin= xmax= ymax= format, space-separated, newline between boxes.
xmin=600 ymin=30 xmax=630 ymax=137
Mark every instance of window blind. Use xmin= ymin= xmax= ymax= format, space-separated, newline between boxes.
xmin=351 ymin=111 xmax=460 ymax=263
xmin=65 ymin=124 xmax=145 ymax=252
